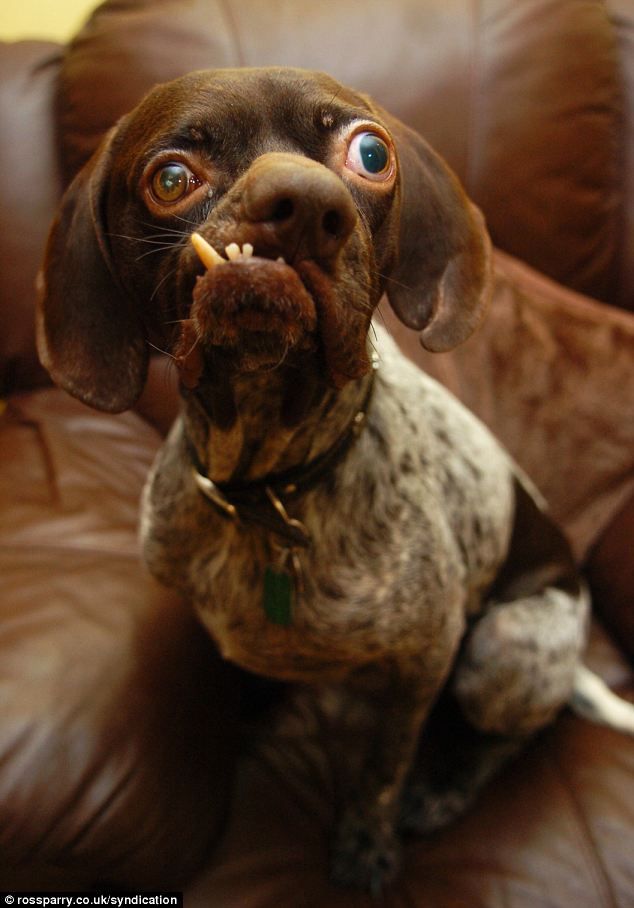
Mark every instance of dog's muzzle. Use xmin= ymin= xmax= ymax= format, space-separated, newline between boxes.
xmin=174 ymin=153 xmax=367 ymax=386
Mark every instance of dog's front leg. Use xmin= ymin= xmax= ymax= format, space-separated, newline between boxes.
xmin=329 ymin=670 xmax=434 ymax=894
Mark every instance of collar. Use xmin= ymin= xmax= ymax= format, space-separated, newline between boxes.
xmin=188 ymin=370 xmax=375 ymax=548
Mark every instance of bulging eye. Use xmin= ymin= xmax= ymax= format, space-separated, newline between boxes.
xmin=345 ymin=131 xmax=393 ymax=181
xmin=151 ymin=162 xmax=201 ymax=203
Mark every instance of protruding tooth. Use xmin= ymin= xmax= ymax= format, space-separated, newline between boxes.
xmin=242 ymin=243 xmax=254 ymax=258
xmin=225 ymin=242 xmax=241 ymax=261
xmin=191 ymin=232 xmax=225 ymax=269
xmin=277 ymin=256 xmax=286 ymax=264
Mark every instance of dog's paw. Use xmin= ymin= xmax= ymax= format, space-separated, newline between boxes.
xmin=330 ymin=812 xmax=401 ymax=896
xmin=399 ymin=783 xmax=471 ymax=837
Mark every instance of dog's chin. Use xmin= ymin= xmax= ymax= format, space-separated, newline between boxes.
xmin=206 ymin=328 xmax=316 ymax=375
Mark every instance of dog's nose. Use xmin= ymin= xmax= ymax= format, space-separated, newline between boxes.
xmin=241 ymin=153 xmax=357 ymax=263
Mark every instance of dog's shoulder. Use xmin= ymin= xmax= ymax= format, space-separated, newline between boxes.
xmin=362 ymin=324 xmax=517 ymax=588
xmin=370 ymin=323 xmax=513 ymax=485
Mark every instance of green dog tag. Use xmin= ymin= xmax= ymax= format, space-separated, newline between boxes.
xmin=263 ymin=564 xmax=294 ymax=626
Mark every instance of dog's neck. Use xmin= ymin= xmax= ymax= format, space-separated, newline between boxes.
xmin=183 ymin=364 xmax=374 ymax=485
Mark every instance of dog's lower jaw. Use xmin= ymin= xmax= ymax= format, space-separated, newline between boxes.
xmin=182 ymin=352 xmax=375 ymax=485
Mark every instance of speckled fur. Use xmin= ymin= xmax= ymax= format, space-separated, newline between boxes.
xmin=141 ymin=326 xmax=589 ymax=888
xmin=144 ymin=328 xmax=515 ymax=678
xmin=37 ymin=68 xmax=590 ymax=892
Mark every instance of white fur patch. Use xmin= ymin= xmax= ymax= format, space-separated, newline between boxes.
xmin=571 ymin=665 xmax=634 ymax=735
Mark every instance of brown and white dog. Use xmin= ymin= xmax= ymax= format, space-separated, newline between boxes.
xmin=36 ymin=67 xmax=634 ymax=892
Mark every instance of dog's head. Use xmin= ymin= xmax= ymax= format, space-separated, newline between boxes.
xmin=37 ymin=67 xmax=490 ymax=413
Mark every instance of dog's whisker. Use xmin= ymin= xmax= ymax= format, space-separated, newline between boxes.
xmin=146 ymin=340 xmax=177 ymax=360
xmin=151 ymin=267 xmax=178 ymax=301
xmin=357 ymin=297 xmax=375 ymax=315
xmin=135 ymin=244 xmax=180 ymax=262
xmin=138 ymin=238 xmax=181 ymax=246
xmin=373 ymin=269 xmax=415 ymax=293
xmin=182 ymin=334 xmax=202 ymax=360
xmin=133 ymin=217 xmax=194 ymax=235
xmin=109 ymin=234 xmax=187 ymax=260
xmin=108 ymin=232 xmax=179 ymax=245
xmin=170 ymin=212 xmax=203 ymax=228
xmin=374 ymin=307 xmax=389 ymax=331
xmin=139 ymin=232 xmax=190 ymax=242
xmin=142 ymin=226 xmax=188 ymax=236
xmin=258 ymin=342 xmax=291 ymax=373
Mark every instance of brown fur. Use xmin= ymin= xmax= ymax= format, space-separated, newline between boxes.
xmin=36 ymin=67 xmax=589 ymax=892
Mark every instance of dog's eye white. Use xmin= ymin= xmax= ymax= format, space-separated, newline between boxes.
xmin=151 ymin=162 xmax=200 ymax=203
xmin=345 ymin=131 xmax=392 ymax=181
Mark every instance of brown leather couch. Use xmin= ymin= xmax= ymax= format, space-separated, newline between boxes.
xmin=1 ymin=1 xmax=633 ymax=904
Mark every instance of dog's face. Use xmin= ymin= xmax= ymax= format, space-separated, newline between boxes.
xmin=37 ymin=67 xmax=490 ymax=413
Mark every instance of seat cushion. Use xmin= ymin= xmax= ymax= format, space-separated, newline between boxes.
xmin=0 ymin=390 xmax=238 ymax=888
xmin=383 ymin=250 xmax=634 ymax=565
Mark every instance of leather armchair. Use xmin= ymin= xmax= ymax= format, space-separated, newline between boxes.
xmin=1 ymin=1 xmax=633 ymax=903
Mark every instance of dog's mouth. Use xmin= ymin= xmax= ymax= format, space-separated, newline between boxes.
xmin=173 ymin=229 xmax=374 ymax=393
xmin=174 ymin=232 xmax=329 ymax=386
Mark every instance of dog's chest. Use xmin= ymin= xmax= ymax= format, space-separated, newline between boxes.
xmin=187 ymin=472 xmax=466 ymax=681
xmin=143 ymin=353 xmax=514 ymax=683
xmin=146 ymin=376 xmax=511 ymax=680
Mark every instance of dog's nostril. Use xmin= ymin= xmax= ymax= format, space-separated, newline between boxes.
xmin=271 ymin=197 xmax=295 ymax=221
xmin=322 ymin=209 xmax=343 ymax=237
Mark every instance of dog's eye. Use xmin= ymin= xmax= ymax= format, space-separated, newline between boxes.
xmin=151 ymin=162 xmax=200 ymax=203
xmin=345 ymin=131 xmax=393 ymax=181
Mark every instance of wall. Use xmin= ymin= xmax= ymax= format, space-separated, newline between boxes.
xmin=0 ymin=0 xmax=98 ymax=41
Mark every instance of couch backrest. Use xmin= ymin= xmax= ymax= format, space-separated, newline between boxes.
xmin=0 ymin=40 xmax=62 ymax=394
xmin=1 ymin=0 xmax=633 ymax=397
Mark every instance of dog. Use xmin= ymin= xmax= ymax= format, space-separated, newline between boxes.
xmin=36 ymin=67 xmax=634 ymax=892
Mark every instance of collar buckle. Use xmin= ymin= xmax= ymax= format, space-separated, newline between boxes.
xmin=192 ymin=470 xmax=240 ymax=521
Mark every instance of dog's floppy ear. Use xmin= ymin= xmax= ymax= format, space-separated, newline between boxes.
xmin=36 ymin=128 xmax=148 ymax=412
xmin=385 ymin=118 xmax=491 ymax=352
